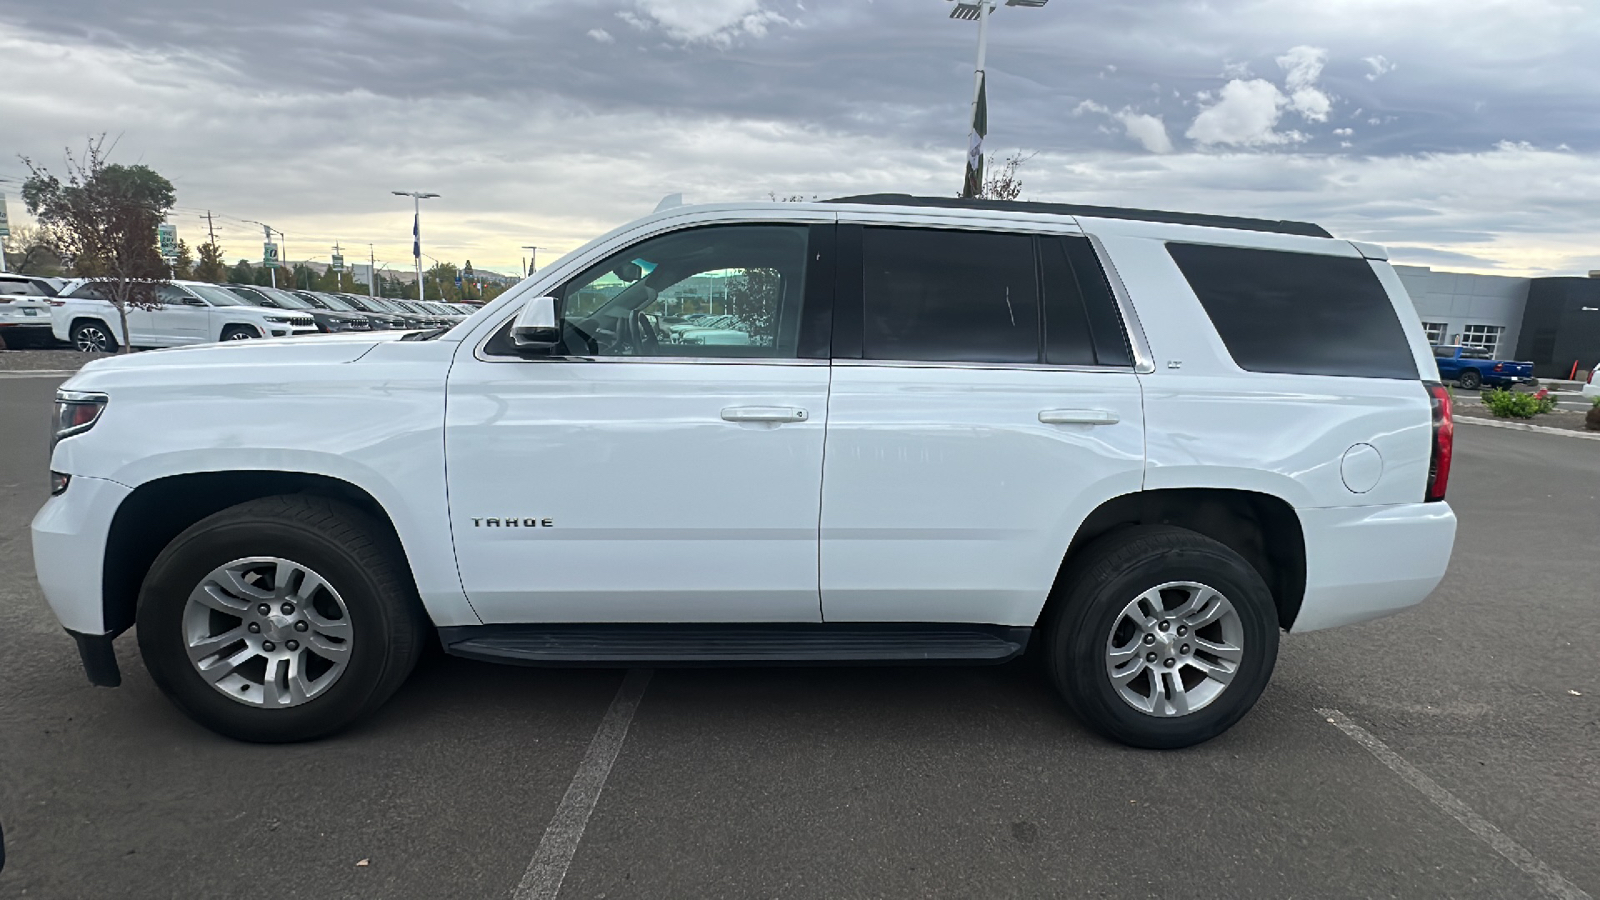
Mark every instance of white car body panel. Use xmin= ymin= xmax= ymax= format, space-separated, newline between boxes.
xmin=819 ymin=363 xmax=1145 ymax=625
xmin=39 ymin=337 xmax=479 ymax=627
xmin=445 ymin=356 xmax=830 ymax=623
xmin=31 ymin=200 xmax=1456 ymax=647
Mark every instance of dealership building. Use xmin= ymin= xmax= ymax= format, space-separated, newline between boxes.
xmin=1396 ymin=265 xmax=1600 ymax=379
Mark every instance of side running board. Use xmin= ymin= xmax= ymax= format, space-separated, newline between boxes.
xmin=437 ymin=623 xmax=1031 ymax=667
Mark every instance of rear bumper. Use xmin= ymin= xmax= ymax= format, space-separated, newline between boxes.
xmin=1292 ymin=502 xmax=1457 ymax=632
xmin=31 ymin=474 xmax=130 ymax=636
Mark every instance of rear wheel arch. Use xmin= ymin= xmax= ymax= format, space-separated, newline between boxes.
xmin=101 ymin=471 xmax=418 ymax=638
xmin=1046 ymin=488 xmax=1307 ymax=632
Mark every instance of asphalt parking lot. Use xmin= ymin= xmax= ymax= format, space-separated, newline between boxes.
xmin=1 ymin=371 xmax=1596 ymax=899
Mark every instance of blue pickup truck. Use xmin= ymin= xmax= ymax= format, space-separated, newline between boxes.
xmin=1432 ymin=345 xmax=1536 ymax=390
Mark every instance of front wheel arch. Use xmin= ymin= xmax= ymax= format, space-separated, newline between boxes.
xmin=100 ymin=471 xmax=420 ymax=640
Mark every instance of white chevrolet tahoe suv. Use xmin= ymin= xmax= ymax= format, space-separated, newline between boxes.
xmin=54 ymin=279 xmax=317 ymax=351
xmin=33 ymin=196 xmax=1458 ymax=748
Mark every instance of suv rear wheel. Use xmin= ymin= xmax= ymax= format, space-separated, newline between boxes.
xmin=1044 ymin=526 xmax=1279 ymax=749
xmin=136 ymin=495 xmax=427 ymax=742
xmin=221 ymin=325 xmax=260 ymax=341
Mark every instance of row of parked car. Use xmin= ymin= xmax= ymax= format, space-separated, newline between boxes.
xmin=0 ymin=273 xmax=479 ymax=351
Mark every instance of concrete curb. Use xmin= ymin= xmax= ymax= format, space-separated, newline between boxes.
xmin=1457 ymin=416 xmax=1600 ymax=441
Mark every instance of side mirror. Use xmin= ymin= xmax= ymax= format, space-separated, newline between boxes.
xmin=511 ymin=295 xmax=562 ymax=351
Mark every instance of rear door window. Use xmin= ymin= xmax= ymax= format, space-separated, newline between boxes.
xmin=1042 ymin=236 xmax=1133 ymax=367
xmin=1167 ymin=243 xmax=1418 ymax=379
xmin=861 ymin=227 xmax=1038 ymax=364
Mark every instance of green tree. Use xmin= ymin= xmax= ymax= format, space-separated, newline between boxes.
xmin=229 ymin=259 xmax=256 ymax=284
xmin=171 ymin=239 xmax=194 ymax=279
xmin=194 ymin=241 xmax=227 ymax=282
xmin=22 ymin=135 xmax=176 ymax=353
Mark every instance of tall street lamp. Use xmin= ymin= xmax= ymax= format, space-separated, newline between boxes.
xmin=392 ymin=191 xmax=439 ymax=305
xmin=521 ymin=245 xmax=547 ymax=276
xmin=948 ymin=0 xmax=1049 ymax=197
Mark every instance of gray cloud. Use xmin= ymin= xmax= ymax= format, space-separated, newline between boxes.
xmin=3 ymin=0 xmax=1598 ymax=274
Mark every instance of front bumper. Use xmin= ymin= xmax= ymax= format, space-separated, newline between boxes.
xmin=31 ymin=474 xmax=131 ymax=636
xmin=1292 ymin=502 xmax=1458 ymax=632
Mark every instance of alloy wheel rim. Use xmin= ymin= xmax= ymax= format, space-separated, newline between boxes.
xmin=226 ymin=331 xmax=253 ymax=340
xmin=1104 ymin=581 xmax=1244 ymax=717
xmin=182 ymin=556 xmax=354 ymax=708
xmin=76 ymin=327 xmax=108 ymax=352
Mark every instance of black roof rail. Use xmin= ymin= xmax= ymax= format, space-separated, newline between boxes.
xmin=824 ymin=194 xmax=1333 ymax=239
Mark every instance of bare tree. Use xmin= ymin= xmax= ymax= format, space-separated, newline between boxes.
xmin=21 ymin=136 xmax=176 ymax=353
xmin=975 ymin=151 xmax=1034 ymax=202
xmin=1 ymin=223 xmax=66 ymax=276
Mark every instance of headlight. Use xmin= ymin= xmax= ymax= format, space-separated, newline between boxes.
xmin=53 ymin=390 xmax=108 ymax=450
xmin=264 ymin=315 xmax=291 ymax=324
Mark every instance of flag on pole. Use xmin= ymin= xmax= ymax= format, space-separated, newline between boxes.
xmin=412 ymin=213 xmax=420 ymax=259
xmin=961 ymin=72 xmax=988 ymax=198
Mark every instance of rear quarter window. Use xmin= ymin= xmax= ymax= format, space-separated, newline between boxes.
xmin=1167 ymin=243 xmax=1418 ymax=380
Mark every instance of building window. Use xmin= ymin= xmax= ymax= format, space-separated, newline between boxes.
xmin=1422 ymin=322 xmax=1448 ymax=345
xmin=1460 ymin=324 xmax=1504 ymax=356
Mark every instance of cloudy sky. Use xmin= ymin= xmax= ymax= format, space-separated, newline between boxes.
xmin=3 ymin=0 xmax=1598 ymax=277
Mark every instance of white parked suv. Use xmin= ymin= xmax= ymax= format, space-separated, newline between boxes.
xmin=0 ymin=274 xmax=61 ymax=348
xmin=32 ymin=196 xmax=1458 ymax=748
xmin=54 ymin=279 xmax=317 ymax=351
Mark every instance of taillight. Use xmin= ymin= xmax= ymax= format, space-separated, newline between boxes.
xmin=1493 ymin=363 xmax=1504 ymax=372
xmin=1425 ymin=382 xmax=1453 ymax=502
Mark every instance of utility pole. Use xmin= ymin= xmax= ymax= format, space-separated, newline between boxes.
xmin=203 ymin=210 xmax=218 ymax=247
xmin=368 ymin=244 xmax=377 ymax=299
xmin=332 ymin=241 xmax=344 ymax=291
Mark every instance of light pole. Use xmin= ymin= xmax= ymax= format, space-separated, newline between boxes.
xmin=242 ymin=220 xmax=285 ymax=288
xmin=392 ymin=191 xmax=439 ymax=305
xmin=948 ymin=0 xmax=1048 ymax=197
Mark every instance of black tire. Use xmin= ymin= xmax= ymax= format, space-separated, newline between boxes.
xmin=71 ymin=320 xmax=118 ymax=353
xmin=1043 ymin=526 xmax=1279 ymax=749
xmin=1458 ymin=369 xmax=1482 ymax=390
xmin=221 ymin=325 xmax=260 ymax=341
xmin=136 ymin=495 xmax=428 ymax=742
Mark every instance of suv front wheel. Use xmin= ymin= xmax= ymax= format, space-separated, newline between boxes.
xmin=136 ymin=495 xmax=427 ymax=742
xmin=1045 ymin=526 xmax=1279 ymax=749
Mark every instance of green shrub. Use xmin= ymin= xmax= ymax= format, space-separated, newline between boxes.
xmin=1482 ymin=388 xmax=1553 ymax=419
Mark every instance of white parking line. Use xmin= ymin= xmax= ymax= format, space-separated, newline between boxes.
xmin=513 ymin=669 xmax=653 ymax=900
xmin=1317 ymin=708 xmax=1592 ymax=900
xmin=0 ymin=369 xmax=80 ymax=379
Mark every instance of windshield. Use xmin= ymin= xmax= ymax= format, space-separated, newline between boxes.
xmin=253 ymin=287 xmax=315 ymax=309
xmin=316 ymin=293 xmax=359 ymax=312
xmin=188 ymin=284 xmax=250 ymax=307
xmin=222 ymin=287 xmax=273 ymax=307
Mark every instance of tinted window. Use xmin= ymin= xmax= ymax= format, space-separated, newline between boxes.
xmin=69 ymin=283 xmax=113 ymax=301
xmin=1062 ymin=237 xmax=1133 ymax=367
xmin=1167 ymin=243 xmax=1418 ymax=380
xmin=1040 ymin=238 xmax=1095 ymax=366
xmin=862 ymin=228 xmax=1038 ymax=364
xmin=1040 ymin=236 xmax=1132 ymax=367
xmin=1432 ymin=346 xmax=1455 ymax=359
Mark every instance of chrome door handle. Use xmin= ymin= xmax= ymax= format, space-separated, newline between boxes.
xmin=1039 ymin=409 xmax=1119 ymax=426
xmin=721 ymin=406 xmax=809 ymax=423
